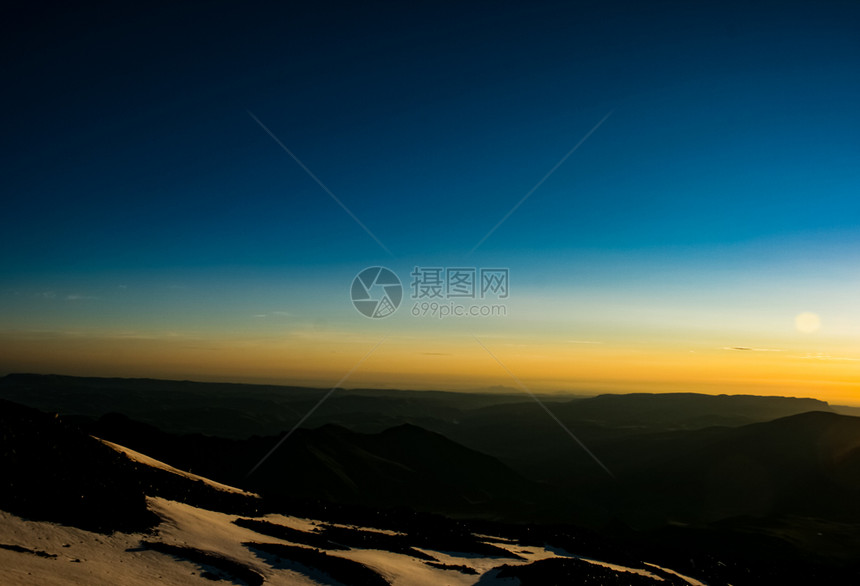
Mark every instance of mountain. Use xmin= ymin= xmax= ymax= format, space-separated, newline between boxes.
xmin=0 ymin=398 xmax=720 ymax=584
xmin=0 ymin=399 xmax=260 ymax=534
xmin=0 ymin=373 xmax=833 ymax=446
xmin=435 ymin=392 xmax=833 ymax=484
xmin=0 ymin=373 xmax=333 ymax=438
xmin=76 ymin=398 xmax=860 ymax=532
xmin=5 ymin=373 xmax=852 ymax=523
xmin=84 ymin=412 xmax=541 ymax=521
xmin=0 ymin=399 xmax=157 ymax=533
xmin=3 ymin=397 xmax=859 ymax=584
xmin=592 ymin=411 xmax=860 ymax=527
xmin=0 ymin=373 xmax=529 ymax=438
xmin=554 ymin=392 xmax=831 ymax=429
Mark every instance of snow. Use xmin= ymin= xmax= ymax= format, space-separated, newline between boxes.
xmin=0 ymin=505 xmax=242 ymax=586
xmin=645 ymin=562 xmax=709 ymax=586
xmin=0 ymin=440 xmax=707 ymax=585
xmin=96 ymin=438 xmax=258 ymax=497
xmin=0 ymin=497 xmax=712 ymax=585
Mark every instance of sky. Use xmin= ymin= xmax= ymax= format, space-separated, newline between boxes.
xmin=2 ymin=1 xmax=860 ymax=402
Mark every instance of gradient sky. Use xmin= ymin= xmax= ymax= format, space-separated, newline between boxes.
xmin=3 ymin=1 xmax=860 ymax=402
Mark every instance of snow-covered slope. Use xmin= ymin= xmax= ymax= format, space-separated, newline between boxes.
xmin=96 ymin=438 xmax=257 ymax=497
xmin=1 ymin=495 xmax=708 ymax=585
xmin=0 ymin=412 xmax=705 ymax=585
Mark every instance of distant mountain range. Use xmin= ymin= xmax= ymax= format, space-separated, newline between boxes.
xmin=77 ymin=398 xmax=860 ymax=528
xmin=3 ymin=373 xmax=860 ymax=582
xmin=1 ymin=397 xmax=718 ymax=585
xmin=83 ymin=412 xmax=540 ymax=521
xmin=0 ymin=372 xmax=833 ymax=436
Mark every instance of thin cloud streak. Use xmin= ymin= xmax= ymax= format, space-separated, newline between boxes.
xmin=722 ymin=347 xmax=783 ymax=352
xmin=798 ymin=353 xmax=860 ymax=362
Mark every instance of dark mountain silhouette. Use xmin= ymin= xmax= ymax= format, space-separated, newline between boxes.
xmin=0 ymin=399 xmax=158 ymax=532
xmin=434 ymin=393 xmax=834 ymax=484
xmin=0 ymin=373 xmax=527 ymax=438
xmin=0 ymin=373 xmax=332 ymax=438
xmin=4 ymin=393 xmax=860 ymax=582
xmin=84 ymin=413 xmax=541 ymax=520
xmin=1 ymin=374 xmax=835 ymax=464
xmin=552 ymin=391 xmax=830 ymax=428
xmin=600 ymin=411 xmax=860 ymax=527
xmin=0 ymin=398 xmax=261 ymax=533
xmin=6 ymin=373 xmax=858 ymax=527
xmin=82 ymin=402 xmax=860 ymax=536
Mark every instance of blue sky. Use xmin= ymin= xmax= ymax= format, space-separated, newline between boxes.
xmin=4 ymin=1 xmax=859 ymax=269
xmin=2 ymin=1 xmax=860 ymax=399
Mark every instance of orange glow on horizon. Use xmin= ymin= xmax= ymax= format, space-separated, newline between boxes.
xmin=2 ymin=329 xmax=858 ymax=405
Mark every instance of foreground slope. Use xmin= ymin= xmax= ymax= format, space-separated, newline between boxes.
xmin=1 ymin=495 xmax=713 ymax=586
xmin=86 ymin=415 xmax=540 ymax=520
xmin=0 ymin=399 xmax=710 ymax=585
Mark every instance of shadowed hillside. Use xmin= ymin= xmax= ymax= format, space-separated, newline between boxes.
xmin=0 ymin=399 xmax=261 ymax=533
xmin=86 ymin=414 xmax=542 ymax=521
xmin=602 ymin=411 xmax=860 ymax=526
xmin=4 ymin=395 xmax=860 ymax=582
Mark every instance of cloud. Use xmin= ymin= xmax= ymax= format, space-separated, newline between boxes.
xmin=722 ymin=347 xmax=782 ymax=352
xmin=798 ymin=353 xmax=860 ymax=362
xmin=34 ymin=290 xmax=99 ymax=300
xmin=252 ymin=310 xmax=292 ymax=319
